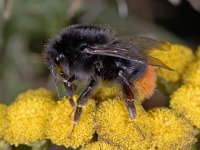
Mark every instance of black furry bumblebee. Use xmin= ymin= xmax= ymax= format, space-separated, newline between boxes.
xmin=43 ymin=24 xmax=171 ymax=137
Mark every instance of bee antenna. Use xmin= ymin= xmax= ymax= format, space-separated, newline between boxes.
xmin=133 ymin=121 xmax=145 ymax=140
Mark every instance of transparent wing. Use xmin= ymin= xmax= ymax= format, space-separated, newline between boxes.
xmin=119 ymin=36 xmax=171 ymax=52
xmin=85 ymin=37 xmax=172 ymax=70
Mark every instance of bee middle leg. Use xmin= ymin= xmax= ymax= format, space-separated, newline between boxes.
xmin=118 ymin=71 xmax=136 ymax=119
xmin=69 ymin=79 xmax=96 ymax=138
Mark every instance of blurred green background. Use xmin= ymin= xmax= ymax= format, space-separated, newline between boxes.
xmin=0 ymin=0 xmax=200 ymax=104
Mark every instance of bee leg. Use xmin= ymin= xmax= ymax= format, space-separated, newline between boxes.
xmin=63 ymin=75 xmax=76 ymax=117
xmin=118 ymin=71 xmax=145 ymax=140
xmin=63 ymin=74 xmax=76 ymax=107
xmin=68 ymin=79 xmax=96 ymax=139
xmin=118 ymin=71 xmax=136 ymax=119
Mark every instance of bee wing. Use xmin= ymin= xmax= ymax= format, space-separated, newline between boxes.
xmin=86 ymin=37 xmax=172 ymax=70
xmin=119 ymin=36 xmax=171 ymax=52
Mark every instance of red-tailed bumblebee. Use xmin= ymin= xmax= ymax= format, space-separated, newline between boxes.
xmin=43 ymin=24 xmax=171 ymax=137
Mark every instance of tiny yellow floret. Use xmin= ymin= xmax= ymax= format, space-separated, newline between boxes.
xmin=0 ymin=104 xmax=7 ymax=139
xmin=46 ymin=96 xmax=95 ymax=148
xmin=148 ymin=108 xmax=196 ymax=150
xmin=95 ymin=99 xmax=151 ymax=150
xmin=170 ymin=84 xmax=200 ymax=128
xmin=81 ymin=141 xmax=118 ymax=150
xmin=4 ymin=88 xmax=55 ymax=146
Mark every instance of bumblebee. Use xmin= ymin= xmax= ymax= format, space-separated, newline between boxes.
xmin=43 ymin=24 xmax=171 ymax=137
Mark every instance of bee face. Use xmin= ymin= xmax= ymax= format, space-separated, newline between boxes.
xmin=44 ymin=25 xmax=116 ymax=79
xmin=43 ymin=24 xmax=171 ymax=138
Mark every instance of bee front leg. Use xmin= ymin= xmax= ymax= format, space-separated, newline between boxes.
xmin=63 ymin=74 xmax=76 ymax=107
xmin=118 ymin=71 xmax=136 ymax=119
xmin=68 ymin=79 xmax=96 ymax=138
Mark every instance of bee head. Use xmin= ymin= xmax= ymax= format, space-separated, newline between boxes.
xmin=43 ymin=25 xmax=115 ymax=78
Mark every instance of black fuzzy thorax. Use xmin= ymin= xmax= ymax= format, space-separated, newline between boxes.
xmin=44 ymin=24 xmax=147 ymax=82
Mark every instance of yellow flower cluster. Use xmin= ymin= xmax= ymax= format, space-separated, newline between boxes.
xmin=46 ymin=96 xmax=95 ymax=148
xmin=0 ymin=43 xmax=200 ymax=149
xmin=0 ymin=104 xmax=7 ymax=139
xmin=95 ymin=98 xmax=196 ymax=149
xmin=170 ymin=85 xmax=200 ymax=128
xmin=4 ymin=88 xmax=56 ymax=146
xmin=148 ymin=108 xmax=196 ymax=149
xmin=95 ymin=99 xmax=151 ymax=150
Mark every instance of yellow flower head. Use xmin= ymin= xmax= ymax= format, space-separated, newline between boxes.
xmin=0 ymin=104 xmax=7 ymax=139
xmin=4 ymin=88 xmax=56 ymax=146
xmin=148 ymin=108 xmax=196 ymax=149
xmin=182 ymin=60 xmax=200 ymax=86
xmin=16 ymin=88 xmax=56 ymax=100
xmin=95 ymin=99 xmax=151 ymax=150
xmin=149 ymin=44 xmax=194 ymax=82
xmin=170 ymin=84 xmax=200 ymax=128
xmin=81 ymin=141 xmax=118 ymax=150
xmin=46 ymin=96 xmax=95 ymax=149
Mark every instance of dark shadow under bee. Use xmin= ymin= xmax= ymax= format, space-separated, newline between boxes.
xmin=43 ymin=24 xmax=172 ymax=138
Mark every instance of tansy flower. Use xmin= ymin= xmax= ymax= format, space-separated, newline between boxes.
xmin=95 ymin=99 xmax=152 ymax=150
xmin=81 ymin=141 xmax=118 ymax=150
xmin=16 ymin=88 xmax=56 ymax=100
xmin=148 ymin=108 xmax=196 ymax=149
xmin=170 ymin=84 xmax=200 ymax=128
xmin=182 ymin=59 xmax=200 ymax=86
xmin=4 ymin=88 xmax=55 ymax=146
xmin=0 ymin=104 xmax=7 ymax=139
xmin=46 ymin=96 xmax=95 ymax=149
xmin=149 ymin=44 xmax=194 ymax=93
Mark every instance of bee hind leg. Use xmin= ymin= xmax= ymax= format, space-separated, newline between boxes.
xmin=118 ymin=71 xmax=145 ymax=140
xmin=118 ymin=71 xmax=136 ymax=119
xmin=68 ymin=79 xmax=96 ymax=139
